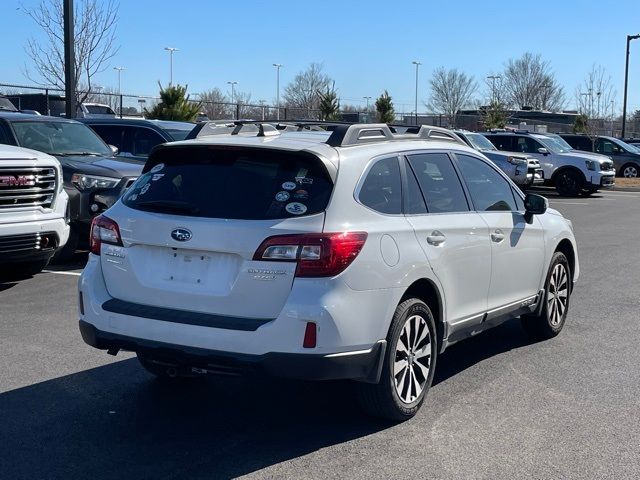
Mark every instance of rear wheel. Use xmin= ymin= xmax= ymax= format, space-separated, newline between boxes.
xmin=521 ymin=252 xmax=571 ymax=339
xmin=620 ymin=163 xmax=640 ymax=178
xmin=356 ymin=298 xmax=437 ymax=421
xmin=555 ymin=170 xmax=583 ymax=197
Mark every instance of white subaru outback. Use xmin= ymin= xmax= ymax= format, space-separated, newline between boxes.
xmin=78 ymin=123 xmax=579 ymax=420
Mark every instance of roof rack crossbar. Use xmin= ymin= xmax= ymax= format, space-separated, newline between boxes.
xmin=417 ymin=126 xmax=466 ymax=146
xmin=230 ymin=121 xmax=280 ymax=137
xmin=326 ymin=123 xmax=395 ymax=147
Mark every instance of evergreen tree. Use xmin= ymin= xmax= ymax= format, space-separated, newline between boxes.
xmin=145 ymin=83 xmax=202 ymax=121
xmin=375 ymin=90 xmax=395 ymax=123
xmin=318 ymin=83 xmax=340 ymax=121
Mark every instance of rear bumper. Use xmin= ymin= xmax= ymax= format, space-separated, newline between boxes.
xmin=79 ymin=320 xmax=385 ymax=382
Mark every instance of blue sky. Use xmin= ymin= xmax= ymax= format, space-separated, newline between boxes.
xmin=2 ymin=0 xmax=640 ymax=113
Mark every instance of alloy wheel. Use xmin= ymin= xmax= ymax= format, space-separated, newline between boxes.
xmin=623 ymin=165 xmax=639 ymax=178
xmin=394 ymin=314 xmax=432 ymax=404
xmin=547 ymin=263 xmax=569 ymax=326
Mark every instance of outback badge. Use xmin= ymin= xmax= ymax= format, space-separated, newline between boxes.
xmin=171 ymin=228 xmax=192 ymax=242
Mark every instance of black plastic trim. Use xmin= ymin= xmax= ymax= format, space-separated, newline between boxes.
xmin=101 ymin=298 xmax=273 ymax=332
xmin=79 ymin=320 xmax=384 ymax=382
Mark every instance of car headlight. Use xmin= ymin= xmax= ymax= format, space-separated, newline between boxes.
xmin=71 ymin=173 xmax=120 ymax=191
xmin=585 ymin=160 xmax=598 ymax=171
xmin=507 ymin=156 xmax=527 ymax=165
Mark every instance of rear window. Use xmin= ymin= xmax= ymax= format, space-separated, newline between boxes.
xmin=122 ymin=146 xmax=332 ymax=220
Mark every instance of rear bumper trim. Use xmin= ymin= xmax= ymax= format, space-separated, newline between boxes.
xmin=102 ymin=298 xmax=273 ymax=332
xmin=79 ymin=320 xmax=385 ymax=382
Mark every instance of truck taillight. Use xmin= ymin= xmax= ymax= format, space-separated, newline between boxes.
xmin=89 ymin=215 xmax=122 ymax=255
xmin=253 ymin=232 xmax=367 ymax=278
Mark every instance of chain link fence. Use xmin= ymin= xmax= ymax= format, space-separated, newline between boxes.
xmin=2 ymin=82 xmax=640 ymax=137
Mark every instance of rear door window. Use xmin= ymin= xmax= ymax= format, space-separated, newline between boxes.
xmin=123 ymin=146 xmax=332 ymax=220
xmin=406 ymin=152 xmax=469 ymax=213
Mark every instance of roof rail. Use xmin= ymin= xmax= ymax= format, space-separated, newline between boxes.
xmin=326 ymin=123 xmax=394 ymax=147
xmin=416 ymin=126 xmax=466 ymax=145
xmin=230 ymin=121 xmax=280 ymax=137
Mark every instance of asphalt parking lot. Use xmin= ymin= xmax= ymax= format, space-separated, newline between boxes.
xmin=1 ymin=187 xmax=639 ymax=480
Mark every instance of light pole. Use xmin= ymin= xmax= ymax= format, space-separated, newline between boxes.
xmin=363 ymin=96 xmax=372 ymax=110
xmin=610 ymin=100 xmax=615 ymax=135
xmin=487 ymin=75 xmax=501 ymax=104
xmin=412 ymin=60 xmax=422 ymax=125
xmin=137 ymin=98 xmax=146 ymax=117
xmin=227 ymin=81 xmax=238 ymax=119
xmin=273 ymin=63 xmax=283 ymax=120
xmin=622 ymin=34 xmax=640 ymax=138
xmin=259 ymin=100 xmax=266 ymax=120
xmin=164 ymin=47 xmax=178 ymax=86
xmin=113 ymin=66 xmax=125 ymax=93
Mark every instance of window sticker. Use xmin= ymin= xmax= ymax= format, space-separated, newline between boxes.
xmin=285 ymin=202 xmax=307 ymax=215
xmin=150 ymin=163 xmax=164 ymax=173
xmin=275 ymin=191 xmax=290 ymax=202
xmin=140 ymin=184 xmax=150 ymax=195
xmin=282 ymin=181 xmax=297 ymax=190
xmin=152 ymin=173 xmax=165 ymax=181
xmin=297 ymin=177 xmax=313 ymax=185
xmin=129 ymin=194 xmax=138 ymax=201
xmin=295 ymin=168 xmax=308 ymax=181
xmin=293 ymin=189 xmax=308 ymax=200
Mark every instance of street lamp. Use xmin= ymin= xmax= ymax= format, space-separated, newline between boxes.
xmin=363 ymin=96 xmax=372 ymax=110
xmin=137 ymin=98 xmax=146 ymax=117
xmin=227 ymin=81 xmax=238 ymax=119
xmin=487 ymin=75 xmax=501 ymax=104
xmin=113 ymin=66 xmax=125 ymax=93
xmin=164 ymin=47 xmax=178 ymax=86
xmin=412 ymin=60 xmax=422 ymax=126
xmin=273 ymin=63 xmax=283 ymax=120
xmin=622 ymin=34 xmax=640 ymax=137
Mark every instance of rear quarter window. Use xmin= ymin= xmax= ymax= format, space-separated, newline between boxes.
xmin=122 ymin=146 xmax=332 ymax=220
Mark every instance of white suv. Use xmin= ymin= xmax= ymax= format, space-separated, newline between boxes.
xmin=78 ymin=123 xmax=579 ymax=420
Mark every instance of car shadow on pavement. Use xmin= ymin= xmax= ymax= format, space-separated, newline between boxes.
xmin=433 ymin=317 xmax=541 ymax=386
xmin=0 ymin=358 xmax=391 ymax=479
xmin=1 ymin=318 xmax=540 ymax=479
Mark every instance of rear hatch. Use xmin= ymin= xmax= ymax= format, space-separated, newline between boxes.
xmin=99 ymin=144 xmax=333 ymax=320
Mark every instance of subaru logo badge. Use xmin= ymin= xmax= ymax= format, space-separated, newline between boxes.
xmin=171 ymin=228 xmax=192 ymax=242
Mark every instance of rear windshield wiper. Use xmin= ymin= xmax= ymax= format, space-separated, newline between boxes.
xmin=134 ymin=199 xmax=200 ymax=215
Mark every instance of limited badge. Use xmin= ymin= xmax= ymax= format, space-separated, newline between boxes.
xmin=293 ymin=189 xmax=308 ymax=200
xmin=285 ymin=202 xmax=307 ymax=215
xmin=275 ymin=191 xmax=290 ymax=202
xmin=150 ymin=163 xmax=164 ymax=173
xmin=282 ymin=181 xmax=297 ymax=190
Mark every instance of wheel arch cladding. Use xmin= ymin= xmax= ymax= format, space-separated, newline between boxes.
xmin=401 ymin=279 xmax=444 ymax=349
xmin=555 ymin=239 xmax=575 ymax=290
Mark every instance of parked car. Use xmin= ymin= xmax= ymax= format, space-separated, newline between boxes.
xmin=78 ymin=103 xmax=117 ymax=118
xmin=559 ymin=134 xmax=640 ymax=178
xmin=78 ymin=123 xmax=578 ymax=421
xmin=0 ymin=144 xmax=69 ymax=276
xmin=483 ymin=130 xmax=615 ymax=196
xmin=0 ymin=112 xmax=143 ymax=261
xmin=454 ymin=129 xmax=543 ymax=188
xmin=0 ymin=95 xmax=18 ymax=112
xmin=80 ymin=118 xmax=195 ymax=161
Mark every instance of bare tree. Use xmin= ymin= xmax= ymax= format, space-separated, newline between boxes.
xmin=199 ymin=88 xmax=230 ymax=120
xmin=283 ymin=63 xmax=332 ymax=113
xmin=22 ymin=0 xmax=119 ymax=104
xmin=502 ymin=53 xmax=564 ymax=111
xmin=427 ymin=68 xmax=477 ymax=127
xmin=575 ymin=65 xmax=616 ymax=120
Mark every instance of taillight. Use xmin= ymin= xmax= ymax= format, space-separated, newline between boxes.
xmin=253 ymin=232 xmax=367 ymax=277
xmin=89 ymin=215 xmax=123 ymax=255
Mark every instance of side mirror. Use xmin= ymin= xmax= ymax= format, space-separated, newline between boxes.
xmin=537 ymin=147 xmax=549 ymax=155
xmin=108 ymin=144 xmax=119 ymax=155
xmin=524 ymin=193 xmax=548 ymax=223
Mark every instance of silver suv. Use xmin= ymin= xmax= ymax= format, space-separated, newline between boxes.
xmin=79 ymin=123 xmax=579 ymax=420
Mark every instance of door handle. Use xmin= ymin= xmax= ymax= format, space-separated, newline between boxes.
xmin=491 ymin=229 xmax=505 ymax=243
xmin=427 ymin=230 xmax=446 ymax=246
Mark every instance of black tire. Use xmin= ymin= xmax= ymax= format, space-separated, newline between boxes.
xmin=620 ymin=163 xmax=640 ymax=178
xmin=581 ymin=187 xmax=598 ymax=197
xmin=51 ymin=227 xmax=79 ymax=264
xmin=521 ymin=251 xmax=571 ymax=340
xmin=356 ymin=298 xmax=437 ymax=421
xmin=555 ymin=170 xmax=583 ymax=197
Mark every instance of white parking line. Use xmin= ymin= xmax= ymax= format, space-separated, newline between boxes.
xmin=549 ymin=201 xmax=588 ymax=205
xmin=42 ymin=270 xmax=81 ymax=277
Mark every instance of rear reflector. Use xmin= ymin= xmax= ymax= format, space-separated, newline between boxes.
xmin=79 ymin=291 xmax=85 ymax=316
xmin=253 ymin=232 xmax=367 ymax=278
xmin=303 ymin=322 xmax=317 ymax=348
